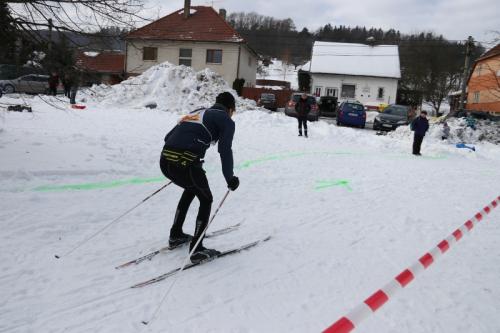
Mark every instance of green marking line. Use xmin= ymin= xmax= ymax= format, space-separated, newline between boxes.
xmin=32 ymin=150 xmax=447 ymax=192
xmin=33 ymin=177 xmax=164 ymax=192
xmin=315 ymin=179 xmax=353 ymax=191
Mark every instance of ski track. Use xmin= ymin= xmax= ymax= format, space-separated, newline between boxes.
xmin=1 ymin=94 xmax=500 ymax=333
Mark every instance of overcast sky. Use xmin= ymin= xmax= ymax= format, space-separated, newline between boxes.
xmin=145 ymin=0 xmax=499 ymax=45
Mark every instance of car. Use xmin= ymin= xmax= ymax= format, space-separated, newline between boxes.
xmin=257 ymin=93 xmax=277 ymax=111
xmin=318 ymin=96 xmax=338 ymax=117
xmin=336 ymin=101 xmax=366 ymax=128
xmin=284 ymin=93 xmax=320 ymax=121
xmin=0 ymin=74 xmax=51 ymax=94
xmin=373 ymin=104 xmax=411 ymax=131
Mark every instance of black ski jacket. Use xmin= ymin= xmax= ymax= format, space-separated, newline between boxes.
xmin=163 ymin=103 xmax=235 ymax=182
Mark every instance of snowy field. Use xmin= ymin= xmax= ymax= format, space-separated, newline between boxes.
xmin=1 ymin=66 xmax=500 ymax=333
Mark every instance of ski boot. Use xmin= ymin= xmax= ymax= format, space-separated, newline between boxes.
xmin=169 ymin=232 xmax=192 ymax=247
xmin=190 ymin=246 xmax=221 ymax=264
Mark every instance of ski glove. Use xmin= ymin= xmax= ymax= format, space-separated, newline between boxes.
xmin=227 ymin=176 xmax=239 ymax=191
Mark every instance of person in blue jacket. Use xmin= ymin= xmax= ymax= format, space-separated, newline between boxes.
xmin=410 ymin=110 xmax=429 ymax=155
xmin=159 ymin=92 xmax=240 ymax=263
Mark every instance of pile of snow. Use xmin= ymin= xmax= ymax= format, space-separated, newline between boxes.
xmin=83 ymin=62 xmax=258 ymax=113
xmin=388 ymin=117 xmax=500 ymax=145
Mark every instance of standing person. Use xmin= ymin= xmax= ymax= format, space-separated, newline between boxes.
xmin=159 ymin=92 xmax=240 ymax=263
xmin=48 ymin=72 xmax=59 ymax=96
xmin=69 ymin=70 xmax=80 ymax=105
xmin=62 ymin=72 xmax=72 ymax=98
xmin=410 ymin=110 xmax=429 ymax=155
xmin=295 ymin=93 xmax=311 ymax=137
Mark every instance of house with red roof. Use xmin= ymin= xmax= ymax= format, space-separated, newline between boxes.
xmin=466 ymin=44 xmax=500 ymax=113
xmin=125 ymin=1 xmax=257 ymax=87
xmin=76 ymin=51 xmax=125 ymax=85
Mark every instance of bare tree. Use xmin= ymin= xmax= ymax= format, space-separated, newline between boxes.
xmin=5 ymin=1 xmax=146 ymax=42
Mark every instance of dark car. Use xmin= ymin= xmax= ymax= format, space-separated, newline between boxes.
xmin=284 ymin=93 xmax=320 ymax=121
xmin=337 ymin=101 xmax=366 ymax=128
xmin=319 ymin=96 xmax=338 ymax=117
xmin=258 ymin=93 xmax=277 ymax=111
xmin=373 ymin=104 xmax=411 ymax=131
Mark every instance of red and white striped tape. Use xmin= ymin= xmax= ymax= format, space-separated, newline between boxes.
xmin=323 ymin=195 xmax=500 ymax=333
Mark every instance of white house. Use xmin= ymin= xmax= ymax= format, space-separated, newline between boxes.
xmin=125 ymin=1 xmax=258 ymax=87
xmin=305 ymin=41 xmax=401 ymax=105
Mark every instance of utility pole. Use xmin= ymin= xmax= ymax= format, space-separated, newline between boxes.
xmin=458 ymin=36 xmax=474 ymax=112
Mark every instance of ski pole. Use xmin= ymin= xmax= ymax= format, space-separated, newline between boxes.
xmin=55 ymin=181 xmax=172 ymax=259
xmin=141 ymin=190 xmax=231 ymax=326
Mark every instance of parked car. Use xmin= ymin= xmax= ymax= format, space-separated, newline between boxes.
xmin=337 ymin=101 xmax=366 ymax=128
xmin=284 ymin=93 xmax=320 ymax=121
xmin=0 ymin=74 xmax=51 ymax=94
xmin=373 ymin=104 xmax=411 ymax=131
xmin=318 ymin=96 xmax=338 ymax=117
xmin=257 ymin=93 xmax=277 ymax=111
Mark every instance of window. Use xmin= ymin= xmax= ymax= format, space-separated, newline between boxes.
xmin=206 ymin=49 xmax=223 ymax=64
xmin=314 ymin=86 xmax=322 ymax=97
xmin=179 ymin=48 xmax=192 ymax=67
xmin=377 ymin=87 xmax=385 ymax=99
xmin=341 ymin=84 xmax=355 ymax=98
xmin=473 ymin=92 xmax=480 ymax=103
xmin=179 ymin=59 xmax=192 ymax=66
xmin=326 ymin=87 xmax=338 ymax=97
xmin=143 ymin=47 xmax=158 ymax=61
xmin=179 ymin=48 xmax=192 ymax=58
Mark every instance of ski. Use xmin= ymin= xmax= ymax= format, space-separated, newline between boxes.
xmin=115 ymin=223 xmax=241 ymax=269
xmin=130 ymin=236 xmax=271 ymax=288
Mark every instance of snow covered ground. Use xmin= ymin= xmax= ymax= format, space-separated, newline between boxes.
xmin=1 ymin=65 xmax=500 ymax=333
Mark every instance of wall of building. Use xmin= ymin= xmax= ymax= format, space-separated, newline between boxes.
xmin=310 ymin=73 xmax=398 ymax=105
xmin=467 ymin=56 xmax=500 ymax=113
xmin=237 ymin=45 xmax=257 ymax=87
xmin=126 ymin=40 xmax=256 ymax=87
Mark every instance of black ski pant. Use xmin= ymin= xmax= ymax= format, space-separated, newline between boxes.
xmin=160 ymin=157 xmax=213 ymax=252
xmin=413 ymin=133 xmax=424 ymax=154
xmin=297 ymin=116 xmax=308 ymax=134
xmin=70 ymin=87 xmax=78 ymax=104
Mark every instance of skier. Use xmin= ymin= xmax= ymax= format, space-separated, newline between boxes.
xmin=410 ymin=110 xmax=429 ymax=155
xmin=159 ymin=92 xmax=240 ymax=263
xmin=295 ymin=93 xmax=311 ymax=137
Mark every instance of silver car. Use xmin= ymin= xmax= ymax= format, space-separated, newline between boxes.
xmin=0 ymin=74 xmax=50 ymax=94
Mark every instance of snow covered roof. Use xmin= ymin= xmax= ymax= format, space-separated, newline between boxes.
xmin=307 ymin=42 xmax=401 ymax=79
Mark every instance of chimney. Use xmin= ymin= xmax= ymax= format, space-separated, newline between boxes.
xmin=184 ymin=0 xmax=191 ymax=19
xmin=219 ymin=8 xmax=227 ymax=20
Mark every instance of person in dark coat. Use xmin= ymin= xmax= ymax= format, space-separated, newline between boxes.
xmin=411 ymin=111 xmax=429 ymax=155
xmin=295 ymin=93 xmax=311 ymax=137
xmin=48 ymin=72 xmax=59 ymax=96
xmin=62 ymin=72 xmax=73 ymax=98
xmin=68 ymin=70 xmax=80 ymax=104
xmin=159 ymin=92 xmax=240 ymax=263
